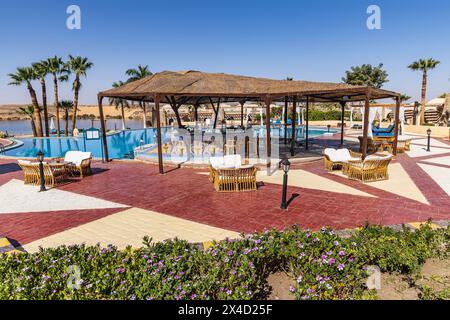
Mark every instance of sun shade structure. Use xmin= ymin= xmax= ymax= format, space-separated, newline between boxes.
xmin=98 ymin=70 xmax=401 ymax=173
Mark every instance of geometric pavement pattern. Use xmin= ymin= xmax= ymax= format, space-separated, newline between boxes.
xmin=0 ymin=135 xmax=449 ymax=253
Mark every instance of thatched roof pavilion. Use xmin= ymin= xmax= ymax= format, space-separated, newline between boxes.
xmin=98 ymin=70 xmax=401 ymax=173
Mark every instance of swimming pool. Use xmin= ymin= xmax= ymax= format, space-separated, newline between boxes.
xmin=2 ymin=126 xmax=335 ymax=159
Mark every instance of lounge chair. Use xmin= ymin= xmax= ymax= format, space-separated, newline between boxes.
xmin=372 ymin=124 xmax=395 ymax=137
xmin=58 ymin=151 xmax=93 ymax=178
xmin=345 ymin=154 xmax=392 ymax=182
xmin=323 ymin=148 xmax=362 ymax=172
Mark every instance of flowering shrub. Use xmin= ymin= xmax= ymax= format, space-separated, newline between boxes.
xmin=0 ymin=223 xmax=447 ymax=300
xmin=350 ymin=223 xmax=449 ymax=274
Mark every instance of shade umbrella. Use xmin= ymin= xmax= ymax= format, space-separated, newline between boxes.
xmin=50 ymin=117 xmax=55 ymax=131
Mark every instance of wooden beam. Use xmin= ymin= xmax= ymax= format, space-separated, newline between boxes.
xmin=194 ymin=103 xmax=199 ymax=122
xmin=284 ymin=96 xmax=288 ymax=145
xmin=209 ymin=97 xmax=221 ymax=128
xmin=155 ymin=94 xmax=164 ymax=174
xmin=265 ymin=96 xmax=271 ymax=168
xmin=305 ymin=96 xmax=309 ymax=150
xmin=97 ymin=94 xmax=109 ymax=162
xmin=393 ymin=96 xmax=400 ymax=155
xmin=291 ymin=96 xmax=296 ymax=156
xmin=340 ymin=101 xmax=346 ymax=146
xmin=361 ymin=91 xmax=371 ymax=160
xmin=240 ymin=101 xmax=244 ymax=127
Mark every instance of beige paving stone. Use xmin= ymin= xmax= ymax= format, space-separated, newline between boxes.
xmin=0 ymin=179 xmax=128 ymax=214
xmin=332 ymin=163 xmax=428 ymax=204
xmin=257 ymin=169 xmax=376 ymax=198
xmin=22 ymin=208 xmax=240 ymax=253
xmin=417 ymin=163 xmax=450 ymax=197
xmin=406 ymin=144 xmax=450 ymax=158
xmin=421 ymin=156 xmax=450 ymax=166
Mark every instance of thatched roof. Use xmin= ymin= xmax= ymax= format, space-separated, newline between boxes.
xmin=99 ymin=70 xmax=399 ymax=104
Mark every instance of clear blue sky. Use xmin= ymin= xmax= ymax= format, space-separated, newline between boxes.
xmin=0 ymin=0 xmax=449 ymax=104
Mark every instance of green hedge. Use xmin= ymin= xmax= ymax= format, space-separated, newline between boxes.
xmin=254 ymin=111 xmax=353 ymax=121
xmin=0 ymin=223 xmax=447 ymax=300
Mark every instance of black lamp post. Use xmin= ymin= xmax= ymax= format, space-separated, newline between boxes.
xmin=426 ymin=129 xmax=432 ymax=152
xmin=280 ymin=158 xmax=291 ymax=209
xmin=327 ymin=124 xmax=331 ymax=132
xmin=36 ymin=150 xmax=46 ymax=192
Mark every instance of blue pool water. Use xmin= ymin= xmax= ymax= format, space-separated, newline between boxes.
xmin=3 ymin=126 xmax=335 ymax=159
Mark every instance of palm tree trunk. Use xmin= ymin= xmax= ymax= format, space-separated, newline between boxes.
xmin=27 ymin=84 xmax=43 ymax=137
xmin=53 ymin=74 xmax=61 ymax=137
xmin=64 ymin=109 xmax=69 ymax=137
xmin=71 ymin=78 xmax=80 ymax=135
xmin=30 ymin=117 xmax=37 ymax=137
xmin=420 ymin=70 xmax=427 ymax=126
xmin=41 ymin=79 xmax=49 ymax=137
xmin=172 ymin=106 xmax=183 ymax=127
xmin=121 ymin=105 xmax=126 ymax=130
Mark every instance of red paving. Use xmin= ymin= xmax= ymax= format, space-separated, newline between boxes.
xmin=1 ymin=136 xmax=450 ymax=247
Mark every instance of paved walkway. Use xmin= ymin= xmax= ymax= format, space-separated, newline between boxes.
xmin=0 ymin=135 xmax=449 ymax=252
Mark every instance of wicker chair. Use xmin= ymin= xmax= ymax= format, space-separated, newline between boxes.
xmin=57 ymin=151 xmax=93 ymax=178
xmin=358 ymin=136 xmax=383 ymax=155
xmin=323 ymin=148 xmax=362 ymax=172
xmin=18 ymin=161 xmax=68 ymax=187
xmin=345 ymin=156 xmax=392 ymax=182
xmin=213 ymin=165 xmax=257 ymax=192
xmin=17 ymin=161 xmax=39 ymax=185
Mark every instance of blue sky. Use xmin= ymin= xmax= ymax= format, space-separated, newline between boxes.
xmin=0 ymin=0 xmax=449 ymax=104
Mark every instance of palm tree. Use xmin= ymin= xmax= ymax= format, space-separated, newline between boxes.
xmin=17 ymin=105 xmax=39 ymax=136
xmin=46 ymin=56 xmax=69 ymax=137
xmin=108 ymin=81 xmax=129 ymax=130
xmin=8 ymin=67 xmax=43 ymax=137
xmin=125 ymin=65 xmax=152 ymax=128
xmin=66 ymin=55 xmax=93 ymax=135
xmin=32 ymin=61 xmax=51 ymax=136
xmin=399 ymin=94 xmax=411 ymax=102
xmin=58 ymin=100 xmax=74 ymax=137
xmin=408 ymin=58 xmax=440 ymax=125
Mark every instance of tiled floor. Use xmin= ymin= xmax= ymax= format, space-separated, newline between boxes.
xmin=0 ymin=135 xmax=449 ymax=251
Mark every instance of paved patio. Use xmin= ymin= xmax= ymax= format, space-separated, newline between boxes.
xmin=0 ymin=135 xmax=449 ymax=253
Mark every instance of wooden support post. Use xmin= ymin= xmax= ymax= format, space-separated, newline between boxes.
xmin=265 ymin=96 xmax=271 ymax=168
xmin=305 ymin=96 xmax=309 ymax=150
xmin=194 ymin=103 xmax=199 ymax=122
xmin=240 ymin=101 xmax=244 ymax=127
xmin=284 ymin=96 xmax=288 ymax=145
xmin=340 ymin=101 xmax=346 ymax=146
xmin=291 ymin=96 xmax=296 ymax=156
xmin=393 ymin=96 xmax=400 ymax=155
xmin=362 ymin=91 xmax=371 ymax=160
xmin=97 ymin=94 xmax=109 ymax=162
xmin=155 ymin=94 xmax=164 ymax=174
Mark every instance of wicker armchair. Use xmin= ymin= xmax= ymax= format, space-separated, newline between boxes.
xmin=358 ymin=136 xmax=383 ymax=155
xmin=345 ymin=156 xmax=392 ymax=182
xmin=213 ymin=165 xmax=257 ymax=192
xmin=18 ymin=161 xmax=68 ymax=187
xmin=17 ymin=161 xmax=39 ymax=185
xmin=323 ymin=148 xmax=362 ymax=172
xmin=57 ymin=151 xmax=93 ymax=178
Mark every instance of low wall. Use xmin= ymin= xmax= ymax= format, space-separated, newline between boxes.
xmin=403 ymin=125 xmax=450 ymax=138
